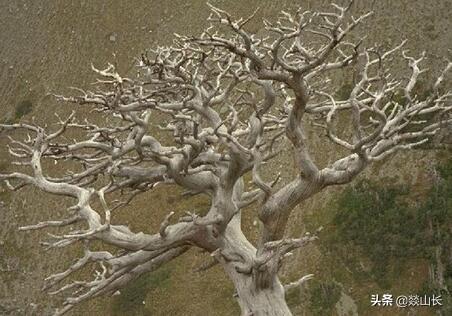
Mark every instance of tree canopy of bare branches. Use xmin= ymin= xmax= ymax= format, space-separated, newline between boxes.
xmin=1 ymin=1 xmax=451 ymax=315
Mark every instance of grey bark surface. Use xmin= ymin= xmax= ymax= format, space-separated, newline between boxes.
xmin=0 ymin=1 xmax=451 ymax=315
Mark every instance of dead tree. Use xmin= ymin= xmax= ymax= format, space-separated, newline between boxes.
xmin=1 ymin=2 xmax=451 ymax=315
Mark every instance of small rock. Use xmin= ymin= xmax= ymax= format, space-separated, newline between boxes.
xmin=109 ymin=33 xmax=117 ymax=43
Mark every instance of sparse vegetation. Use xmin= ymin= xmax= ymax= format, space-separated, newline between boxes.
xmin=14 ymin=100 xmax=33 ymax=120
xmin=307 ymin=280 xmax=342 ymax=316
xmin=111 ymin=266 xmax=172 ymax=316
xmin=311 ymin=158 xmax=452 ymax=312
xmin=335 ymin=82 xmax=354 ymax=101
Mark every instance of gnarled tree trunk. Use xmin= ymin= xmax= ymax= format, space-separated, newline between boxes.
xmin=218 ymin=218 xmax=292 ymax=316
xmin=1 ymin=1 xmax=450 ymax=315
xmin=227 ymin=269 xmax=290 ymax=316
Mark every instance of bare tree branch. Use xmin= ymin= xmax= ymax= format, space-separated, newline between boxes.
xmin=1 ymin=2 xmax=450 ymax=315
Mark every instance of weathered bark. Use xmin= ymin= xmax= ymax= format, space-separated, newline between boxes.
xmin=226 ymin=269 xmax=291 ymax=316
xmin=218 ymin=217 xmax=292 ymax=316
xmin=0 ymin=1 xmax=450 ymax=315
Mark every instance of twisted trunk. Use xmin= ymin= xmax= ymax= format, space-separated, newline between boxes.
xmin=225 ymin=266 xmax=291 ymax=316
xmin=218 ymin=217 xmax=292 ymax=316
